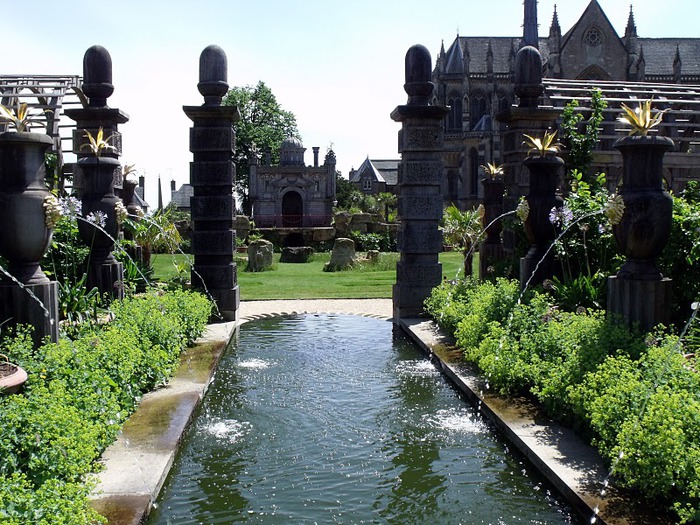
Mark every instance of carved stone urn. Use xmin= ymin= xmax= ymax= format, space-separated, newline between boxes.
xmin=0 ymin=131 xmax=60 ymax=345
xmin=0 ymin=131 xmax=55 ymax=284
xmin=77 ymin=155 xmax=124 ymax=298
xmin=612 ymin=135 xmax=674 ymax=280
xmin=520 ymin=155 xmax=564 ymax=288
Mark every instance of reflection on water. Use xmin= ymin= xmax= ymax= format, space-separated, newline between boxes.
xmin=147 ymin=315 xmax=577 ymax=525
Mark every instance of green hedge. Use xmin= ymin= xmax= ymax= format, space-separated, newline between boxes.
xmin=0 ymin=290 xmax=212 ymax=524
xmin=425 ymin=278 xmax=700 ymax=523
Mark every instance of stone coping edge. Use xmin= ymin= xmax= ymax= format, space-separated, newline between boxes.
xmin=399 ymin=317 xmax=672 ymax=525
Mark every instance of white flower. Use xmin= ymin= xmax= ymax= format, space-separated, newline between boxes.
xmin=86 ymin=211 xmax=107 ymax=228
xmin=604 ymin=194 xmax=625 ymax=226
xmin=59 ymin=196 xmax=82 ymax=218
xmin=43 ymin=195 xmax=63 ymax=228
xmin=516 ymin=198 xmax=530 ymax=223
xmin=115 ymin=201 xmax=128 ymax=225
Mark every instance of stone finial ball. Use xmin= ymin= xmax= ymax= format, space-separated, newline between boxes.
xmin=514 ymin=45 xmax=544 ymax=107
xmin=404 ymin=44 xmax=433 ymax=106
xmin=198 ymin=45 xmax=229 ymax=106
xmin=82 ymin=45 xmax=114 ymax=107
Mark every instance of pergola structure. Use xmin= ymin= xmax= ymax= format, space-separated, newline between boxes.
xmin=0 ymin=75 xmax=85 ymax=179
xmin=542 ymin=78 xmax=700 ymax=191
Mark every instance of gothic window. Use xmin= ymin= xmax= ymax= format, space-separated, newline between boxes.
xmin=362 ymin=178 xmax=372 ymax=191
xmin=584 ymin=27 xmax=603 ymax=47
xmin=447 ymin=94 xmax=463 ymax=130
xmin=499 ymin=95 xmax=510 ymax=113
xmin=470 ymin=95 xmax=487 ymax=129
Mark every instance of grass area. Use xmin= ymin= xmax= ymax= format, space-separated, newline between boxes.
xmin=150 ymin=251 xmax=471 ymax=300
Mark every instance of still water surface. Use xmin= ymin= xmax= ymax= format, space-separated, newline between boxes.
xmin=147 ymin=315 xmax=577 ymax=524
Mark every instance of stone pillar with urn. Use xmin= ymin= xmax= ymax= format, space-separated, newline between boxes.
xmin=65 ymin=45 xmax=128 ymax=301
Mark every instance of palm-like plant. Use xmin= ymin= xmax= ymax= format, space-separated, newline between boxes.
xmin=482 ymin=162 xmax=504 ymax=178
xmin=442 ymin=204 xmax=484 ymax=276
xmin=618 ymin=100 xmax=666 ymax=136
xmin=81 ymin=127 xmax=115 ymax=157
xmin=523 ymin=131 xmax=561 ymax=157
xmin=0 ymin=101 xmax=50 ymax=132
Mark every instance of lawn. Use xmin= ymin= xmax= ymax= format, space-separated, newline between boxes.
xmin=151 ymin=251 xmax=470 ymax=300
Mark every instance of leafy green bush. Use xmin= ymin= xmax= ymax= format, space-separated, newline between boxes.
xmin=0 ymin=290 xmax=212 ymax=523
xmin=426 ymin=278 xmax=700 ymax=521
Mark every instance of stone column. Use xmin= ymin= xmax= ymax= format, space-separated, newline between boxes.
xmin=495 ymin=45 xmax=558 ymax=255
xmin=479 ymin=174 xmax=506 ymax=279
xmin=391 ymin=44 xmax=448 ymax=322
xmin=183 ymin=45 xmax=240 ymax=322
xmin=65 ymin=45 xmax=128 ymax=300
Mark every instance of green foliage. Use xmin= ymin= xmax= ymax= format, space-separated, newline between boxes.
xmin=545 ymin=171 xmax=621 ymax=311
xmin=348 ymin=230 xmax=396 ymax=252
xmin=0 ymin=290 xmax=211 ymax=523
xmin=335 ymin=173 xmax=362 ymax=211
xmin=0 ymin=473 xmax=105 ymax=524
xmin=659 ymin=181 xmax=700 ymax=325
xmin=223 ymin=81 xmax=299 ymax=213
xmin=42 ymin=206 xmax=89 ymax=286
xmin=426 ymin=278 xmax=700 ymax=522
xmin=424 ymin=277 xmax=519 ymax=337
xmin=56 ymin=273 xmax=100 ymax=326
xmin=560 ymin=89 xmax=607 ymax=176
xmin=442 ymin=205 xmax=484 ymax=276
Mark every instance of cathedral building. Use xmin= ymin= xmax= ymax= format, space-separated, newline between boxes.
xmin=433 ymin=0 xmax=700 ymax=209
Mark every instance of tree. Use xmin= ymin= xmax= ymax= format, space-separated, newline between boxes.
xmin=442 ymin=204 xmax=484 ymax=277
xmin=335 ymin=172 xmax=362 ymax=210
xmin=560 ymin=88 xmax=607 ymax=177
xmin=222 ymin=81 xmax=299 ymax=214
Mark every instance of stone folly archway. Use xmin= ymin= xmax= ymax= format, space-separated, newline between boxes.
xmin=282 ymin=190 xmax=303 ymax=227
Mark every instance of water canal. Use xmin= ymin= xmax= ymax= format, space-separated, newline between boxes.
xmin=147 ymin=315 xmax=578 ymax=524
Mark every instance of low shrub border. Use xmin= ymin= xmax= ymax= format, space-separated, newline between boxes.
xmin=0 ymin=290 xmax=212 ymax=525
xmin=425 ymin=278 xmax=700 ymax=524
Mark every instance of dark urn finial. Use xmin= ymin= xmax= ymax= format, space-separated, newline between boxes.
xmin=404 ymin=44 xmax=433 ymax=106
xmin=198 ymin=45 xmax=229 ymax=106
xmin=82 ymin=45 xmax=114 ymax=108
xmin=514 ymin=45 xmax=543 ymax=108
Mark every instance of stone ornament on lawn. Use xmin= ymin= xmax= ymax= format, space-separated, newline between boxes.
xmin=325 ymin=238 xmax=356 ymax=271
xmin=247 ymin=239 xmax=274 ymax=272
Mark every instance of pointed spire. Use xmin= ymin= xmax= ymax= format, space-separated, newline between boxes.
xmin=674 ymin=44 xmax=682 ymax=65
xmin=624 ymin=4 xmax=637 ymax=38
xmin=522 ymin=0 xmax=539 ymax=49
xmin=157 ymin=175 xmax=163 ymax=211
xmin=550 ymin=4 xmax=560 ymax=34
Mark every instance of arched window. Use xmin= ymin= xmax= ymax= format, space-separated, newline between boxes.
xmin=470 ymin=94 xmax=487 ymax=129
xmin=447 ymin=93 xmax=463 ymax=130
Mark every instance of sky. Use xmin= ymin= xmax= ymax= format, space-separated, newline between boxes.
xmin=3 ymin=0 xmax=697 ymax=208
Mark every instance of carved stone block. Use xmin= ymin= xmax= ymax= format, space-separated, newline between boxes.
xmin=191 ymin=195 xmax=235 ymax=221
xmin=191 ymin=230 xmax=235 ymax=255
xmin=190 ymin=161 xmax=235 ymax=186
xmin=189 ymin=127 xmax=234 ymax=152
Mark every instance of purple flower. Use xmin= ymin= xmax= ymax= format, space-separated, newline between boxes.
xmin=548 ymin=206 xmax=573 ymax=228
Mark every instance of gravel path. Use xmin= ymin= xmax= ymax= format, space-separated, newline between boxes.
xmin=238 ymin=298 xmax=393 ymax=322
